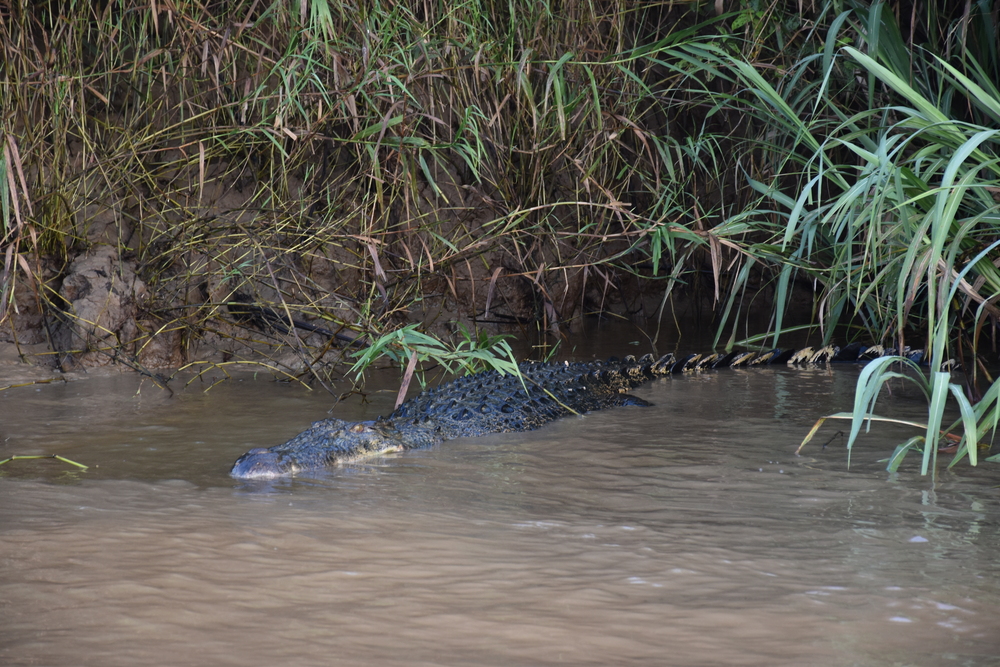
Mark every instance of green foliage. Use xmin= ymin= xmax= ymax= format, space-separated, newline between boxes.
xmin=349 ymin=324 xmax=519 ymax=384
xmin=349 ymin=323 xmax=521 ymax=408
xmin=706 ymin=0 xmax=1000 ymax=473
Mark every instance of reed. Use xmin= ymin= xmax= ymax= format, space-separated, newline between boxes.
xmin=704 ymin=1 xmax=1000 ymax=472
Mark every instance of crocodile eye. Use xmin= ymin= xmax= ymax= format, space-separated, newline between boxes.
xmin=350 ymin=423 xmax=368 ymax=433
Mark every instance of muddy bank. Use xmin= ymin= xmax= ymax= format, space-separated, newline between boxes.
xmin=0 ymin=234 xmax=803 ymax=387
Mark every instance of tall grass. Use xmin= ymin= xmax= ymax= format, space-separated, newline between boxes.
xmin=700 ymin=1 xmax=1000 ymax=473
xmin=0 ymin=0 xmax=740 ymax=382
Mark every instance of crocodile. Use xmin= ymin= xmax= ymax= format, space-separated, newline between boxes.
xmin=230 ymin=343 xmax=922 ymax=480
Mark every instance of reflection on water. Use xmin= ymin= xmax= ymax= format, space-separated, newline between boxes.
xmin=2 ymin=363 xmax=999 ymax=666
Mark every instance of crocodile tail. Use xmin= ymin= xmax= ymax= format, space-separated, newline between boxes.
xmin=599 ymin=353 xmax=677 ymax=390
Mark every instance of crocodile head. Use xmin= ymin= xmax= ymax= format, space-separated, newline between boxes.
xmin=230 ymin=418 xmax=409 ymax=479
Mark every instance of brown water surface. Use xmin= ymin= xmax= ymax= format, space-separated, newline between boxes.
xmin=2 ymin=360 xmax=999 ymax=666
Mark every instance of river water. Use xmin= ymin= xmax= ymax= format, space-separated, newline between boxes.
xmin=2 ymin=348 xmax=999 ymax=666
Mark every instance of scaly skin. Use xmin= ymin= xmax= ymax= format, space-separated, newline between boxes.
xmin=230 ymin=344 xmax=923 ymax=479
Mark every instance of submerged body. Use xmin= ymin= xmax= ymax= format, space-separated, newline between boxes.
xmin=230 ymin=344 xmax=919 ymax=479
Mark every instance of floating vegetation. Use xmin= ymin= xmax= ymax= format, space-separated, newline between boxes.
xmin=0 ymin=454 xmax=89 ymax=471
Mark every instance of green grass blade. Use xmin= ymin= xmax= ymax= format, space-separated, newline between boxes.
xmin=946 ymin=383 xmax=980 ymax=467
xmin=886 ymin=436 xmax=926 ymax=472
xmin=921 ymin=371 xmax=951 ymax=475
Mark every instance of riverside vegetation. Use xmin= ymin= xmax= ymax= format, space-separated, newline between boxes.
xmin=1 ymin=0 xmax=998 ymax=475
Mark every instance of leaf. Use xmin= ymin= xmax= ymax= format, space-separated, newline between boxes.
xmin=886 ymin=436 xmax=925 ymax=472
xmin=921 ymin=371 xmax=951 ymax=475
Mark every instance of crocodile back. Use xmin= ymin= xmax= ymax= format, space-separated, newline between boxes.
xmin=388 ymin=354 xmax=672 ymax=438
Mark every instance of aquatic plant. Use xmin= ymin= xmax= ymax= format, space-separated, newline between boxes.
xmin=703 ymin=1 xmax=1000 ymax=472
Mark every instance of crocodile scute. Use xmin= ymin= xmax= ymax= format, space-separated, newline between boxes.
xmin=229 ymin=344 xmax=921 ymax=479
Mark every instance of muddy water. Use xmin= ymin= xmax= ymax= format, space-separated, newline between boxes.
xmin=2 ymin=360 xmax=999 ymax=666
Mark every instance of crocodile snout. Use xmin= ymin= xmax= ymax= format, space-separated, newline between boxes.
xmin=230 ymin=448 xmax=287 ymax=479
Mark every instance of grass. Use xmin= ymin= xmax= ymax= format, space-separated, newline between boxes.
xmin=700 ymin=1 xmax=1000 ymax=474
xmin=2 ymin=0 xmax=749 ymax=383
